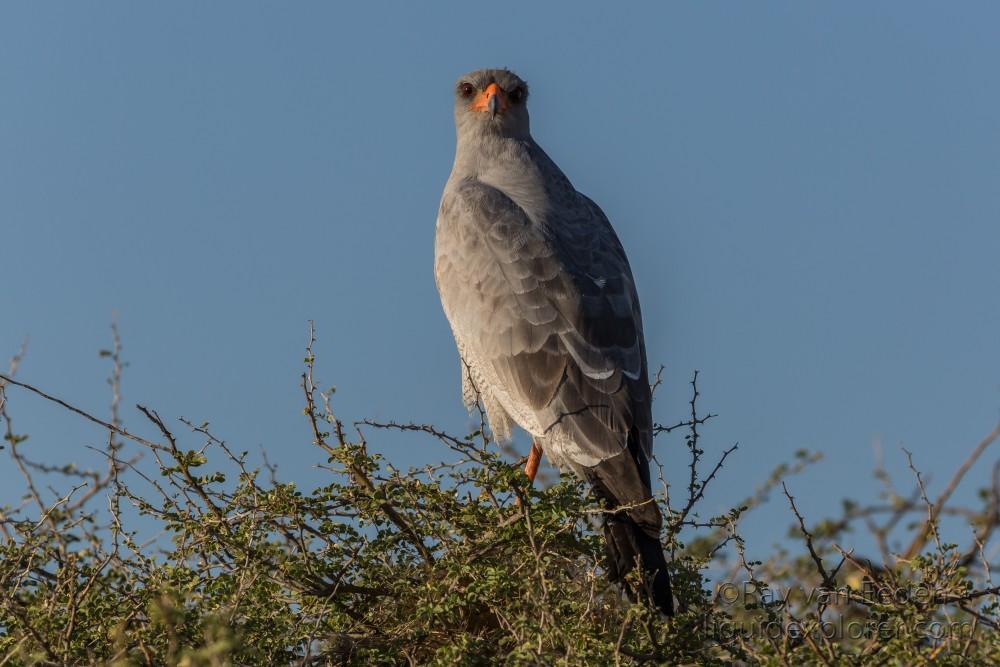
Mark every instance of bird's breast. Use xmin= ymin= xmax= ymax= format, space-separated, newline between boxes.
xmin=474 ymin=163 xmax=552 ymax=227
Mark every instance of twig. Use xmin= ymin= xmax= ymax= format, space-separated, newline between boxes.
xmin=301 ymin=323 xmax=434 ymax=564
xmin=0 ymin=373 xmax=168 ymax=453
xmin=903 ymin=421 xmax=1000 ymax=560
xmin=783 ymin=482 xmax=836 ymax=589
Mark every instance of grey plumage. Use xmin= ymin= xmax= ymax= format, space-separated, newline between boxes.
xmin=434 ymin=68 xmax=672 ymax=615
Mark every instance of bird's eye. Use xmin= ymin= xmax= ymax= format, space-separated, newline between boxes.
xmin=458 ymin=82 xmax=476 ymax=98
xmin=509 ymin=87 xmax=525 ymax=104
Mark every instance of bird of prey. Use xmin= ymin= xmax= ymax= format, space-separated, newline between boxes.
xmin=434 ymin=68 xmax=673 ymax=616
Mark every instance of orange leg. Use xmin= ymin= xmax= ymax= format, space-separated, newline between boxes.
xmin=524 ymin=441 xmax=543 ymax=483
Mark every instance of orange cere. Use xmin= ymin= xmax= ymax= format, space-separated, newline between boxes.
xmin=469 ymin=82 xmax=509 ymax=113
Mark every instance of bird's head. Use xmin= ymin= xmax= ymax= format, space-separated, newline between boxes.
xmin=453 ymin=68 xmax=530 ymax=140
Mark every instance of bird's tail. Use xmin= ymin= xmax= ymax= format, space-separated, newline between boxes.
xmin=603 ymin=513 xmax=674 ymax=616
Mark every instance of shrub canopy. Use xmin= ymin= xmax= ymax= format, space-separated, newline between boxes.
xmin=1 ymin=329 xmax=998 ymax=665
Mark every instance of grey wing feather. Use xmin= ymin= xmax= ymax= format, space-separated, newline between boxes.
xmin=435 ymin=180 xmax=652 ymax=463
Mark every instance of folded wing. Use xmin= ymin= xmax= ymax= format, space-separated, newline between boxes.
xmin=435 ymin=180 xmax=652 ymax=465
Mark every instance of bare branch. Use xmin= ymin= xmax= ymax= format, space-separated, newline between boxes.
xmin=903 ymin=420 xmax=1000 ymax=560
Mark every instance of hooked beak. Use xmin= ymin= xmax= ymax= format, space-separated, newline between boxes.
xmin=469 ymin=83 xmax=508 ymax=118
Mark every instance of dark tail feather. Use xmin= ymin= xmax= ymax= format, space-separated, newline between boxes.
xmin=603 ymin=514 xmax=674 ymax=616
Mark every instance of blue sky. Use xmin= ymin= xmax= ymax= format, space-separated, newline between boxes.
xmin=2 ymin=2 xmax=999 ymax=556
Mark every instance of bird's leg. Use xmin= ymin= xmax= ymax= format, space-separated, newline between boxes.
xmin=524 ymin=441 xmax=543 ymax=483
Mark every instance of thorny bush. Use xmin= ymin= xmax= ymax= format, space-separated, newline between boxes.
xmin=1 ymin=325 xmax=999 ymax=665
